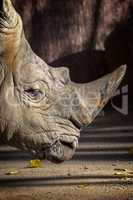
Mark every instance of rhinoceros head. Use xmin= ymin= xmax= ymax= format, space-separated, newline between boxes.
xmin=0 ymin=0 xmax=126 ymax=163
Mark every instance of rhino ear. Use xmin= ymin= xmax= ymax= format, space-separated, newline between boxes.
xmin=50 ymin=66 xmax=71 ymax=84
xmin=71 ymin=65 xmax=127 ymax=126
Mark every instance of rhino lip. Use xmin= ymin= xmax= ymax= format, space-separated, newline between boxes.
xmin=44 ymin=136 xmax=78 ymax=163
xmin=70 ymin=117 xmax=81 ymax=129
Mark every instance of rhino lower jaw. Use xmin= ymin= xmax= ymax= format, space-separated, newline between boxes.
xmin=45 ymin=139 xmax=78 ymax=163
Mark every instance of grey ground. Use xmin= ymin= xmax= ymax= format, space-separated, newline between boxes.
xmin=0 ymin=106 xmax=133 ymax=200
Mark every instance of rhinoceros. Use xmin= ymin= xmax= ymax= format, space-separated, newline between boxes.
xmin=0 ymin=0 xmax=126 ymax=163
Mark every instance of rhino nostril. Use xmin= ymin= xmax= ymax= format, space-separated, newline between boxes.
xmin=60 ymin=141 xmax=74 ymax=149
xmin=70 ymin=117 xmax=81 ymax=129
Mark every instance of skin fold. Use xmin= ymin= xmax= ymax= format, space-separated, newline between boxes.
xmin=0 ymin=0 xmax=126 ymax=163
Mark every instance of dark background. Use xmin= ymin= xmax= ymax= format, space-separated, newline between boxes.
xmin=12 ymin=0 xmax=131 ymax=105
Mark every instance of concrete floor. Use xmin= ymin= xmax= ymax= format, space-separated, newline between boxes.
xmin=0 ymin=107 xmax=133 ymax=200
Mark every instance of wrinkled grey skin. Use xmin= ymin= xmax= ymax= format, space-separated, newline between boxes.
xmin=0 ymin=0 xmax=126 ymax=163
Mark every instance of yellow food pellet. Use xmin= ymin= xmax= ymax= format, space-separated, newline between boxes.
xmin=5 ymin=170 xmax=19 ymax=175
xmin=29 ymin=159 xmax=41 ymax=168
xmin=78 ymin=184 xmax=89 ymax=189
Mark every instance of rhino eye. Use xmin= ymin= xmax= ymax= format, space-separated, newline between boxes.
xmin=24 ymin=88 xmax=43 ymax=101
xmin=25 ymin=88 xmax=41 ymax=96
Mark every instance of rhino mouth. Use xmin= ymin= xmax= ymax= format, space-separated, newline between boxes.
xmin=35 ymin=118 xmax=80 ymax=163
xmin=44 ymin=135 xmax=78 ymax=163
xmin=38 ymin=117 xmax=80 ymax=163
xmin=21 ymin=117 xmax=80 ymax=163
xmin=43 ymin=121 xmax=79 ymax=163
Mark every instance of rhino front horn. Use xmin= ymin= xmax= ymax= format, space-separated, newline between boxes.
xmin=70 ymin=65 xmax=127 ymax=127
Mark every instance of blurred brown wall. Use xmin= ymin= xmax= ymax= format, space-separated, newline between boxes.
xmin=12 ymin=0 xmax=130 ymax=61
